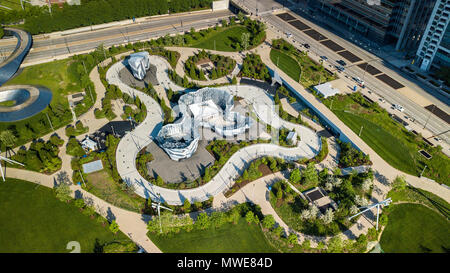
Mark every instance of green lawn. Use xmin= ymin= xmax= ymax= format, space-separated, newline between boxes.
xmin=2 ymin=58 xmax=84 ymax=148
xmin=190 ymin=26 xmax=251 ymax=52
xmin=323 ymin=94 xmax=450 ymax=185
xmin=148 ymin=217 xmax=277 ymax=253
xmin=0 ymin=0 xmax=23 ymax=11
xmin=0 ymin=178 xmax=133 ymax=253
xmin=335 ymin=110 xmax=417 ymax=174
xmin=380 ymin=203 xmax=450 ymax=253
xmin=0 ymin=100 xmax=16 ymax=107
xmin=86 ymin=170 xmax=146 ymax=213
xmin=270 ymin=49 xmax=300 ymax=81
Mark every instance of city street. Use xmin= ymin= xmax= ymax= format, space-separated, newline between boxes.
xmin=0 ymin=9 xmax=233 ymax=64
xmin=236 ymin=0 xmax=450 ymax=144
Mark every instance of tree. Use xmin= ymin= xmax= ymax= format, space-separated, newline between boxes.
xmin=287 ymin=233 xmax=298 ymax=245
xmin=228 ymin=208 xmax=240 ymax=224
xmin=320 ymin=208 xmax=334 ymax=224
xmin=241 ymin=32 xmax=250 ymax=51
xmin=273 ymin=226 xmax=284 ymax=238
xmin=195 ymin=212 xmax=210 ymax=230
xmin=262 ymin=214 xmax=276 ymax=229
xmin=361 ymin=178 xmax=373 ymax=192
xmin=183 ymin=199 xmax=191 ymax=212
xmin=231 ymin=76 xmax=237 ymax=84
xmin=245 ymin=211 xmax=255 ymax=224
xmin=327 ymin=236 xmax=343 ymax=253
xmin=303 ymin=162 xmax=318 ymax=184
xmin=109 ymin=220 xmax=120 ymax=234
xmin=392 ymin=175 xmax=407 ymax=191
xmin=237 ymin=11 xmax=245 ymax=23
xmin=289 ymin=168 xmax=302 ymax=184
xmin=0 ymin=130 xmax=17 ymax=149
xmin=354 ymin=195 xmax=369 ymax=207
xmin=55 ymin=183 xmax=72 ymax=203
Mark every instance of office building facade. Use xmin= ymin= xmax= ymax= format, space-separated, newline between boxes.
xmin=415 ymin=0 xmax=450 ymax=71
xmin=307 ymin=0 xmax=437 ymax=53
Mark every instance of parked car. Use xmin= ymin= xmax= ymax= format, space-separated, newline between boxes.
xmin=304 ymin=43 xmax=310 ymax=49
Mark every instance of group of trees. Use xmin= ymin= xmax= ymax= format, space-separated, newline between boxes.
xmin=2 ymin=0 xmax=213 ymax=34
xmin=11 ymin=136 xmax=63 ymax=174
xmin=337 ymin=140 xmax=372 ymax=168
xmin=147 ymin=202 xmax=263 ymax=235
xmin=65 ymin=121 xmax=89 ymax=137
xmin=270 ymin=166 xmax=376 ymax=237
xmin=184 ymin=50 xmax=236 ymax=81
xmin=239 ymin=53 xmax=271 ymax=81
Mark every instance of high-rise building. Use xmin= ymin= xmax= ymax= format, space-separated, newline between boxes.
xmin=307 ymin=0 xmax=437 ymax=53
xmin=415 ymin=0 xmax=450 ymax=71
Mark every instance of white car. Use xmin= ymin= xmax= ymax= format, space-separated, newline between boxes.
xmin=393 ymin=104 xmax=405 ymax=112
xmin=286 ymin=32 xmax=292 ymax=38
xmin=379 ymin=98 xmax=386 ymax=103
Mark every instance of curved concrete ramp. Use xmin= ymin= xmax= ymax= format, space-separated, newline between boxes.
xmin=0 ymin=28 xmax=32 ymax=86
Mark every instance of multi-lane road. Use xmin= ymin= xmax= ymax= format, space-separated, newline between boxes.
xmin=235 ymin=0 xmax=450 ymax=144
xmin=0 ymin=9 xmax=233 ymax=63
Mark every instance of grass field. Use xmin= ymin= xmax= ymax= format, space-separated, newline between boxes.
xmin=270 ymin=40 xmax=336 ymax=88
xmin=190 ymin=26 xmax=251 ymax=52
xmin=86 ymin=170 xmax=146 ymax=213
xmin=335 ymin=110 xmax=417 ymax=174
xmin=2 ymin=58 xmax=84 ymax=147
xmin=380 ymin=203 xmax=450 ymax=253
xmin=0 ymin=178 xmax=133 ymax=253
xmin=270 ymin=49 xmax=300 ymax=82
xmin=148 ymin=217 xmax=277 ymax=253
xmin=323 ymin=94 xmax=450 ymax=185
xmin=0 ymin=0 xmax=23 ymax=11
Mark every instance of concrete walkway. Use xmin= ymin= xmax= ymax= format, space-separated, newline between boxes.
xmin=108 ymin=55 xmax=321 ymax=205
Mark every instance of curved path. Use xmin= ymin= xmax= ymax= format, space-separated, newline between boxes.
xmin=0 ymin=28 xmax=32 ymax=86
xmin=108 ymin=55 xmax=321 ymax=205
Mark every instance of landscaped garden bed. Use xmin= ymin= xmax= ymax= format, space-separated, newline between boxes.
xmin=270 ymin=168 xmax=374 ymax=236
xmin=184 ymin=50 xmax=236 ymax=81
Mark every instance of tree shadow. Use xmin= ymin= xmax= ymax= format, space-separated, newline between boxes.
xmin=106 ymin=207 xmax=116 ymax=223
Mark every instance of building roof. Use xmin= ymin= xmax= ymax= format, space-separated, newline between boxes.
xmin=82 ymin=160 xmax=103 ymax=174
xmin=188 ymin=99 xmax=221 ymax=119
xmin=287 ymin=131 xmax=297 ymax=140
xmin=314 ymin=82 xmax=340 ymax=98
xmin=81 ymin=137 xmax=97 ymax=150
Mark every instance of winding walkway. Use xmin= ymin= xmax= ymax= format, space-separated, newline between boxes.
xmin=108 ymin=55 xmax=321 ymax=205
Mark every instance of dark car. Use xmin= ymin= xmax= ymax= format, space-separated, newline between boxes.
xmin=337 ymin=59 xmax=347 ymax=66
xmin=304 ymin=43 xmax=310 ymax=49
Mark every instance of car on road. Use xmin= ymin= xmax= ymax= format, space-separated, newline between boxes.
xmin=286 ymin=32 xmax=293 ymax=38
xmin=353 ymin=77 xmax=365 ymax=86
xmin=434 ymin=137 xmax=442 ymax=142
xmin=336 ymin=65 xmax=345 ymax=72
xmin=393 ymin=104 xmax=405 ymax=112
xmin=379 ymin=97 xmax=386 ymax=103
xmin=320 ymin=56 xmax=328 ymax=61
xmin=337 ymin=60 xmax=347 ymax=66
xmin=304 ymin=43 xmax=310 ymax=49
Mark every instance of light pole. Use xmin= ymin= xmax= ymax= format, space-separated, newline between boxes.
xmin=420 ymin=165 xmax=427 ymax=177
xmin=359 ymin=125 xmax=363 ymax=136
